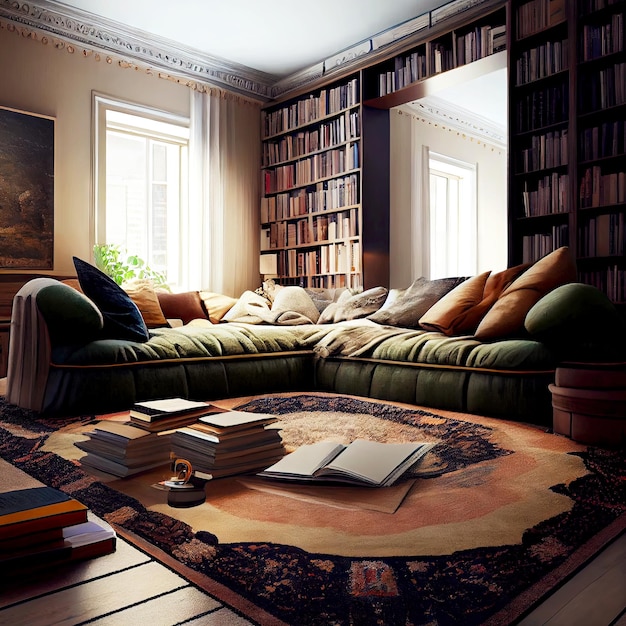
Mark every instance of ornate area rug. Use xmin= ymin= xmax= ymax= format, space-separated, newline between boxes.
xmin=0 ymin=393 xmax=624 ymax=625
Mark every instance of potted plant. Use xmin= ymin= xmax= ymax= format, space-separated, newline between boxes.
xmin=93 ymin=244 xmax=170 ymax=290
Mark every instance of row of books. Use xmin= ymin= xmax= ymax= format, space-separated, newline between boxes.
xmin=521 ymin=173 xmax=569 ymax=217
xmin=579 ymin=166 xmax=626 ymax=208
xmin=517 ymin=128 xmax=568 ymax=173
xmin=579 ymin=120 xmax=626 ymax=162
xmin=260 ymin=175 xmax=359 ymax=223
xmin=261 ymin=78 xmax=359 ymax=138
xmin=263 ymin=144 xmax=359 ymax=194
xmin=306 ymin=272 xmax=358 ymax=290
xmin=514 ymin=37 xmax=568 ymax=85
xmin=265 ymin=208 xmax=358 ymax=250
xmin=578 ymin=212 xmax=625 ymax=257
xmin=378 ymin=50 xmax=427 ymax=97
xmin=579 ymin=265 xmax=626 ymax=303
xmin=580 ymin=62 xmax=626 ymax=113
xmin=515 ymin=0 xmax=566 ymax=40
xmin=522 ymin=225 xmax=569 ymax=263
xmin=516 ymin=82 xmax=569 ymax=133
xmin=580 ymin=13 xmax=624 ymax=62
xmin=277 ymin=241 xmax=361 ymax=278
xmin=262 ymin=111 xmax=360 ymax=167
xmin=0 ymin=486 xmax=116 ymax=575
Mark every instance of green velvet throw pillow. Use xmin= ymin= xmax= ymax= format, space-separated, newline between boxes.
xmin=36 ymin=282 xmax=103 ymax=345
xmin=525 ymin=282 xmax=626 ymax=360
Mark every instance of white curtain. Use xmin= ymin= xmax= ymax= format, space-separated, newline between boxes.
xmin=188 ymin=88 xmax=261 ymax=297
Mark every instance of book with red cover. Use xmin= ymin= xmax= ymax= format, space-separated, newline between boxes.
xmin=1 ymin=520 xmax=116 ymax=573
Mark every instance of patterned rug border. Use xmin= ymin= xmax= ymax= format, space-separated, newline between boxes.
xmin=1 ymin=393 xmax=625 ymax=625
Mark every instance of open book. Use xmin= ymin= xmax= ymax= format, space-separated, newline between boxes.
xmin=257 ymin=439 xmax=435 ymax=487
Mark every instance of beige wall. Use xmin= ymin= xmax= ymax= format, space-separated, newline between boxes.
xmin=0 ymin=25 xmax=190 ymax=277
xmin=390 ymin=106 xmax=508 ymax=287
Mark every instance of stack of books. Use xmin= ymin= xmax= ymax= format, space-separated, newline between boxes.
xmin=76 ymin=421 xmax=173 ymax=477
xmin=171 ymin=410 xmax=286 ymax=479
xmin=76 ymin=398 xmax=225 ymax=478
xmin=0 ymin=486 xmax=116 ymax=574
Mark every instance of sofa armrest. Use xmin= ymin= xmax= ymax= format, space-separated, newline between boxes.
xmin=6 ymin=278 xmax=103 ymax=412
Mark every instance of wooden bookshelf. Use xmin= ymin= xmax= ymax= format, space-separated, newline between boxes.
xmin=508 ymin=0 xmax=571 ymax=266
xmin=260 ymin=74 xmax=385 ymax=289
xmin=508 ymin=0 xmax=626 ymax=307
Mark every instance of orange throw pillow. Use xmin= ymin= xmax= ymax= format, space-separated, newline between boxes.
xmin=474 ymin=247 xmax=577 ymax=340
xmin=419 ymin=272 xmax=491 ymax=335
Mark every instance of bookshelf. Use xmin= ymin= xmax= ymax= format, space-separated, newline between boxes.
xmin=576 ymin=0 xmax=626 ymax=305
xmin=508 ymin=0 xmax=571 ymax=266
xmin=260 ymin=74 xmax=389 ymax=290
xmin=508 ymin=0 xmax=626 ymax=306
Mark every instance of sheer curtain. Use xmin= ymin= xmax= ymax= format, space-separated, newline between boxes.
xmin=188 ymin=88 xmax=261 ymax=297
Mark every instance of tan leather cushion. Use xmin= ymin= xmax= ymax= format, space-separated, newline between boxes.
xmin=419 ymin=271 xmax=491 ymax=335
xmin=474 ymin=247 xmax=577 ymax=340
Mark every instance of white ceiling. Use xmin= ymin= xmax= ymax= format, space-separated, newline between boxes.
xmin=53 ymin=0 xmax=447 ymax=78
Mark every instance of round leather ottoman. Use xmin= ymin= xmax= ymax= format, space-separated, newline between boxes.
xmin=550 ymin=362 xmax=626 ymax=447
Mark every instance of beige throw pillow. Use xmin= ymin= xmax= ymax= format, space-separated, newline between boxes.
xmin=122 ymin=279 xmax=168 ymax=328
xmin=199 ymin=291 xmax=238 ymax=323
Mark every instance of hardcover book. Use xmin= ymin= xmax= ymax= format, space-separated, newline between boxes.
xmin=0 ymin=487 xmax=88 ymax=540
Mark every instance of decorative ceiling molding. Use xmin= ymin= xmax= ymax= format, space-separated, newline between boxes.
xmin=403 ymin=96 xmax=507 ymax=148
xmin=0 ymin=0 xmax=275 ymax=99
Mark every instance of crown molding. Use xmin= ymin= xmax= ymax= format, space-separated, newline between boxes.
xmin=403 ymin=95 xmax=507 ymax=148
xmin=0 ymin=0 xmax=275 ymax=100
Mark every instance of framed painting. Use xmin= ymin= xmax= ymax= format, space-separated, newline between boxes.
xmin=0 ymin=106 xmax=54 ymax=269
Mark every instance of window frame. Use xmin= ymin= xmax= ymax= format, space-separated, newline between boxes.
xmin=91 ymin=92 xmax=190 ymax=286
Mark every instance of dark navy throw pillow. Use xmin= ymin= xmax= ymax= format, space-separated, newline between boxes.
xmin=73 ymin=256 xmax=149 ymax=343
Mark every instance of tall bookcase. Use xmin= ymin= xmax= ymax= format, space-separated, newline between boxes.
xmin=260 ymin=74 xmax=389 ymax=290
xmin=508 ymin=0 xmax=626 ymax=306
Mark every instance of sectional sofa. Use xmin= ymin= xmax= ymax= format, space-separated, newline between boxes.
xmin=6 ymin=248 xmax=625 ymax=424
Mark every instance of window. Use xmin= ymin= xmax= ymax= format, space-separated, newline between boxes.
xmin=93 ymin=95 xmax=189 ymax=288
xmin=428 ymin=152 xmax=477 ymax=278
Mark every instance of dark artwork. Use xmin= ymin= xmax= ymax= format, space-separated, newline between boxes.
xmin=0 ymin=107 xmax=54 ymax=269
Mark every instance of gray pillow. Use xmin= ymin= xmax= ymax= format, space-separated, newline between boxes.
xmin=368 ymin=277 xmax=467 ymax=328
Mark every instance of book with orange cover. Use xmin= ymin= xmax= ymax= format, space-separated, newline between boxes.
xmin=0 ymin=486 xmax=88 ymax=540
